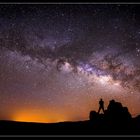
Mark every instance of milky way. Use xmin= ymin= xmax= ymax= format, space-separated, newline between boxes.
xmin=0 ymin=4 xmax=140 ymax=122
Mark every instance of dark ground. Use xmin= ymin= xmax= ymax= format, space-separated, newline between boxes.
xmin=0 ymin=118 xmax=139 ymax=135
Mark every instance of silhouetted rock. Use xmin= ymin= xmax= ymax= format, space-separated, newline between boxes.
xmin=133 ymin=115 xmax=140 ymax=130
xmin=89 ymin=99 xmax=132 ymax=131
xmin=105 ymin=100 xmax=132 ymax=123
xmin=89 ymin=111 xmax=98 ymax=121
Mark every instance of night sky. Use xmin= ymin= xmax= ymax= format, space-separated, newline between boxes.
xmin=0 ymin=4 xmax=140 ymax=123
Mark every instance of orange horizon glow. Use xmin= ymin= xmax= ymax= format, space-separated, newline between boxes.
xmin=11 ymin=110 xmax=70 ymax=123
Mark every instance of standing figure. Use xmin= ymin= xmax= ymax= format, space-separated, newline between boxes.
xmin=98 ymin=98 xmax=105 ymax=114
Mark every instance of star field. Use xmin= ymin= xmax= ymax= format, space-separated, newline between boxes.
xmin=0 ymin=4 xmax=140 ymax=122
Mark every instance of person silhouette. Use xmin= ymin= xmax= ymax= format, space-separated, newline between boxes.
xmin=98 ymin=98 xmax=105 ymax=114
